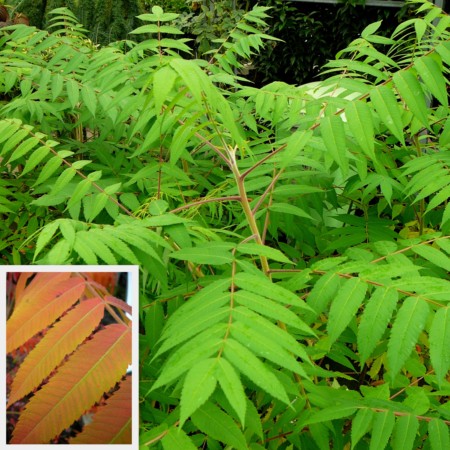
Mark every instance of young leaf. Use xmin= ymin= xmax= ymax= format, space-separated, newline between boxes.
xmin=180 ymin=358 xmax=218 ymax=427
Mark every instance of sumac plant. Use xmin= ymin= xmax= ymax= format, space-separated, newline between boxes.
xmin=6 ymin=272 xmax=132 ymax=444
xmin=0 ymin=0 xmax=450 ymax=448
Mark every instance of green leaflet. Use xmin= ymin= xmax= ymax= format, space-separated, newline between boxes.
xmin=170 ymin=242 xmax=235 ymax=265
xmin=145 ymin=301 xmax=164 ymax=349
xmin=327 ymin=277 xmax=368 ymax=346
xmin=9 ymin=137 xmax=40 ymax=163
xmin=233 ymin=272 xmax=313 ymax=310
xmin=414 ymin=54 xmax=448 ymax=108
xmin=74 ymin=230 xmax=117 ymax=265
xmin=223 ymin=338 xmax=290 ymax=404
xmin=358 ymin=287 xmax=398 ymax=364
xmin=230 ymin=320 xmax=309 ymax=378
xmin=58 ymin=220 xmax=76 ymax=248
xmin=51 ymin=168 xmax=77 ymax=195
xmin=161 ymin=427 xmax=197 ymax=450
xmin=153 ymin=64 xmax=178 ymax=113
xmin=235 ymin=243 xmax=292 ymax=264
xmin=428 ymin=419 xmax=450 ymax=450
xmin=21 ymin=146 xmax=51 ymax=176
xmin=305 ymin=272 xmax=340 ymax=322
xmin=369 ymin=411 xmax=395 ymax=450
xmin=370 ymin=85 xmax=405 ymax=145
xmin=393 ymin=69 xmax=429 ymax=129
xmin=268 ymin=202 xmax=313 ymax=220
xmin=159 ymin=305 xmax=229 ymax=356
xmin=429 ymin=307 xmax=450 ymax=385
xmin=233 ymin=291 xmax=314 ymax=335
xmin=33 ymin=221 xmax=60 ymax=261
xmin=320 ymin=115 xmax=349 ymax=178
xmin=302 ymin=404 xmax=357 ymax=426
xmin=180 ymin=358 xmax=218 ymax=427
xmin=351 ymin=408 xmax=374 ymax=449
xmin=151 ymin=324 xmax=227 ymax=391
xmin=66 ymin=79 xmax=79 ymax=108
xmin=411 ymin=244 xmax=450 ymax=272
xmin=387 ymin=297 xmax=430 ymax=379
xmin=191 ymin=401 xmax=247 ymax=450
xmin=345 ymin=100 xmax=375 ymax=160
xmin=215 ymin=358 xmax=247 ymax=426
xmin=391 ymin=415 xmax=419 ymax=450
xmin=73 ymin=233 xmax=98 ymax=264
xmin=232 ymin=306 xmax=312 ymax=363
xmin=81 ymin=85 xmax=97 ymax=116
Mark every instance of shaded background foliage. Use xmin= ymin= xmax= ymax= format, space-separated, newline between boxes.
xmin=6 ymin=0 xmax=416 ymax=83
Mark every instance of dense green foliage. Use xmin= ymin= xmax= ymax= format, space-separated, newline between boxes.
xmin=1 ymin=0 xmax=450 ymax=448
xmin=7 ymin=0 xmax=144 ymax=43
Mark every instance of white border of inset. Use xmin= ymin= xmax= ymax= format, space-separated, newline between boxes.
xmin=1 ymin=266 xmax=139 ymax=449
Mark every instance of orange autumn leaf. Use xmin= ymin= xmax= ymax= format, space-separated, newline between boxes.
xmin=10 ymin=323 xmax=131 ymax=444
xmin=7 ymin=274 xmax=85 ymax=353
xmin=7 ymin=297 xmax=105 ymax=407
xmin=69 ymin=375 xmax=132 ymax=444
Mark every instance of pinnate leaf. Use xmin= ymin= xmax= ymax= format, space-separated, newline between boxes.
xmin=7 ymin=274 xmax=85 ymax=353
xmin=8 ymin=297 xmax=105 ymax=407
xmin=69 ymin=376 xmax=132 ymax=444
xmin=11 ymin=323 xmax=131 ymax=444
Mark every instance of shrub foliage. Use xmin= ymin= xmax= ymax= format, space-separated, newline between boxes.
xmin=1 ymin=1 xmax=450 ymax=448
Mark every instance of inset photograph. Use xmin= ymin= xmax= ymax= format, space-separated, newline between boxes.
xmin=4 ymin=268 xmax=137 ymax=447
